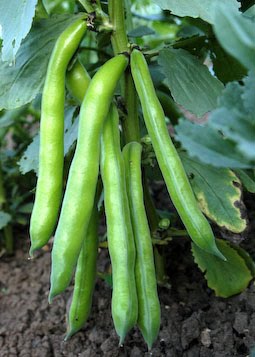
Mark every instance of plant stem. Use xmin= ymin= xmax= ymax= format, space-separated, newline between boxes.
xmin=4 ymin=225 xmax=13 ymax=254
xmin=122 ymin=70 xmax=140 ymax=142
xmin=124 ymin=0 xmax=134 ymax=32
xmin=108 ymin=0 xmax=129 ymax=54
xmin=142 ymin=174 xmax=159 ymax=233
xmin=78 ymin=0 xmax=94 ymax=13
xmin=108 ymin=0 xmax=140 ymax=143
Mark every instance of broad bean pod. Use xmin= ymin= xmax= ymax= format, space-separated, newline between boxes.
xmin=49 ymin=54 xmax=128 ymax=301
xmin=123 ymin=141 xmax=161 ymax=350
xmin=130 ymin=49 xmax=225 ymax=260
xmin=30 ymin=19 xmax=86 ymax=255
xmin=100 ymin=104 xmax=138 ymax=344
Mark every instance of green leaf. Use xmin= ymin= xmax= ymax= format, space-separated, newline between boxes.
xmin=175 ymin=120 xmax=252 ymax=168
xmin=210 ymin=41 xmax=247 ymax=84
xmin=0 ymin=211 xmax=12 ymax=230
xmin=234 ymin=169 xmax=255 ymax=193
xmin=0 ymin=15 xmax=82 ymax=110
xmin=192 ymin=239 xmax=252 ymax=298
xmin=158 ymin=48 xmax=224 ymax=117
xmin=242 ymin=70 xmax=255 ymax=114
xmin=154 ymin=0 xmax=239 ymax=25
xmin=175 ymin=72 xmax=255 ymax=168
xmin=0 ymin=0 xmax=37 ymax=63
xmin=213 ymin=4 xmax=255 ymax=71
xmin=128 ymin=26 xmax=155 ymax=38
xmin=210 ymin=108 xmax=255 ymax=161
xmin=181 ymin=154 xmax=247 ymax=233
xmin=18 ymin=106 xmax=76 ymax=175
xmin=231 ymin=244 xmax=255 ymax=277
xmin=18 ymin=134 xmax=40 ymax=175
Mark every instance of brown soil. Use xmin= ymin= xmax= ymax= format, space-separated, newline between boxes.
xmin=1 ymin=191 xmax=255 ymax=357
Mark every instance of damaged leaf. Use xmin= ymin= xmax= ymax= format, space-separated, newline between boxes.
xmin=181 ymin=153 xmax=247 ymax=233
xmin=192 ymin=239 xmax=253 ymax=298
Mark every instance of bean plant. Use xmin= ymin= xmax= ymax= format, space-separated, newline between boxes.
xmin=0 ymin=0 xmax=255 ymax=349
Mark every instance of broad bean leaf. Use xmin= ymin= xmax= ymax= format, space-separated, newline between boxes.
xmin=175 ymin=72 xmax=255 ymax=168
xmin=192 ymin=239 xmax=253 ymax=298
xmin=154 ymin=0 xmax=239 ymax=25
xmin=0 ymin=0 xmax=37 ymax=63
xmin=211 ymin=41 xmax=247 ymax=84
xmin=158 ymin=48 xmax=224 ymax=117
xmin=19 ymin=106 xmax=76 ymax=175
xmin=128 ymin=26 xmax=155 ymax=38
xmin=213 ymin=4 xmax=255 ymax=71
xmin=0 ymin=211 xmax=12 ymax=229
xmin=180 ymin=154 xmax=247 ymax=233
xmin=0 ymin=15 xmax=82 ymax=110
xmin=234 ymin=169 xmax=255 ymax=193
xmin=175 ymin=120 xmax=251 ymax=168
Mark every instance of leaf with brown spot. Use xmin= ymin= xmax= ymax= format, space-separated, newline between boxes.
xmin=192 ymin=239 xmax=253 ymax=298
xmin=180 ymin=153 xmax=247 ymax=233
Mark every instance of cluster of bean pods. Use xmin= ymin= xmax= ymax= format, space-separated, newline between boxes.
xmin=30 ymin=18 xmax=224 ymax=349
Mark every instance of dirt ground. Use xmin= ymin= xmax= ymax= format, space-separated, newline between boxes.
xmin=0 ymin=189 xmax=255 ymax=357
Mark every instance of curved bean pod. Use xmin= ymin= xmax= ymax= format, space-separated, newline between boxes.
xmin=49 ymin=54 xmax=128 ymax=301
xmin=30 ymin=19 xmax=86 ymax=255
xmin=100 ymin=104 xmax=138 ymax=344
xmin=123 ymin=141 xmax=161 ymax=350
xmin=130 ymin=49 xmax=225 ymax=260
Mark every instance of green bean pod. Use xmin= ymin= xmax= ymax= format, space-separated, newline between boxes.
xmin=123 ymin=142 xmax=161 ymax=350
xmin=29 ymin=19 xmax=87 ymax=255
xmin=65 ymin=202 xmax=98 ymax=340
xmin=49 ymin=54 xmax=128 ymax=301
xmin=100 ymin=105 xmax=138 ymax=344
xmin=66 ymin=59 xmax=91 ymax=103
xmin=130 ymin=49 xmax=225 ymax=260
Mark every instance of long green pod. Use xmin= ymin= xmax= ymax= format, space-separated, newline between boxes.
xmin=49 ymin=54 xmax=128 ymax=301
xmin=66 ymin=59 xmax=91 ymax=103
xmin=130 ymin=49 xmax=225 ymax=260
xmin=65 ymin=202 xmax=98 ymax=340
xmin=123 ymin=142 xmax=161 ymax=350
xmin=100 ymin=105 xmax=138 ymax=344
xmin=29 ymin=19 xmax=87 ymax=255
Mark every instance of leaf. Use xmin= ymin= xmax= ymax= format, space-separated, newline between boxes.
xmin=154 ymin=0 xmax=239 ymax=25
xmin=0 ymin=0 xmax=37 ymax=63
xmin=234 ymin=169 xmax=255 ymax=193
xmin=213 ymin=4 xmax=255 ymax=71
xmin=192 ymin=239 xmax=253 ymax=298
xmin=231 ymin=244 xmax=255 ymax=277
xmin=181 ymin=154 xmax=247 ymax=233
xmin=128 ymin=26 xmax=155 ymax=38
xmin=0 ymin=15 xmax=82 ymax=110
xmin=158 ymin=48 xmax=224 ymax=117
xmin=18 ymin=106 xmax=76 ymax=175
xmin=175 ymin=72 xmax=255 ymax=168
xmin=242 ymin=70 xmax=255 ymax=114
xmin=210 ymin=41 xmax=247 ymax=84
xmin=0 ymin=211 xmax=12 ymax=229
xmin=18 ymin=133 xmax=40 ymax=175
xmin=210 ymin=108 xmax=255 ymax=161
xmin=175 ymin=120 xmax=252 ymax=168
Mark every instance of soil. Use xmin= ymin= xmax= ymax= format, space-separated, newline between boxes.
xmin=1 ymin=187 xmax=255 ymax=357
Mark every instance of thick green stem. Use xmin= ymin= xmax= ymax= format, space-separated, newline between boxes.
xmin=108 ymin=0 xmax=129 ymax=54
xmin=124 ymin=0 xmax=134 ymax=32
xmin=108 ymin=0 xmax=140 ymax=143
xmin=4 ymin=225 xmax=13 ymax=254
xmin=122 ymin=71 xmax=140 ymax=142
